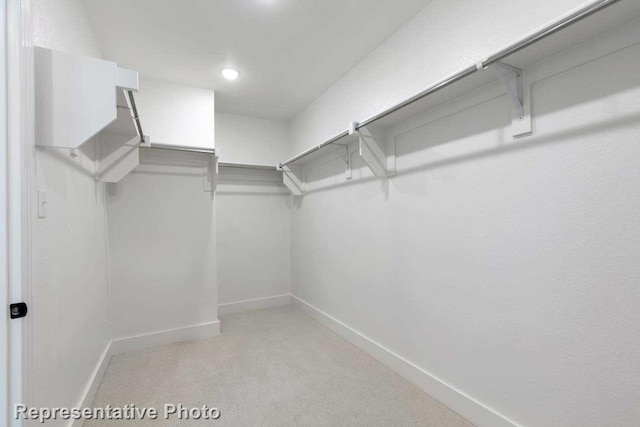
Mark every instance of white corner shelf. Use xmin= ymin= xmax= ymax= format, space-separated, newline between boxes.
xmin=138 ymin=145 xmax=218 ymax=193
xmin=96 ymin=90 xmax=149 ymax=183
xmin=34 ymin=46 xmax=148 ymax=183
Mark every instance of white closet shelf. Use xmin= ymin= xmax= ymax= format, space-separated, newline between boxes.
xmin=138 ymin=144 xmax=219 ymax=192
xmin=219 ymin=162 xmax=277 ymax=171
xmin=34 ymin=47 xmax=148 ymax=183
xmin=276 ymin=0 xmax=640 ymax=195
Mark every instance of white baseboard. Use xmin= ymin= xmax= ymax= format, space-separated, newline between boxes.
xmin=218 ymin=294 xmax=291 ymax=316
xmin=291 ymin=296 xmax=518 ymax=427
xmin=70 ymin=320 xmax=220 ymax=425
xmin=73 ymin=299 xmax=514 ymax=427
xmin=71 ymin=342 xmax=113 ymax=427
xmin=110 ymin=320 xmax=221 ymax=355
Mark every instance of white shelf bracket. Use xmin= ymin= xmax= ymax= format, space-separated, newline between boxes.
xmin=492 ymin=62 xmax=524 ymax=120
xmin=95 ymin=134 xmax=141 ymax=183
xmin=333 ymin=144 xmax=352 ymax=180
xmin=490 ymin=62 xmax=532 ymax=138
xmin=281 ymin=166 xmax=306 ymax=196
xmin=351 ymin=122 xmax=389 ymax=177
xmin=204 ymin=154 xmax=218 ymax=193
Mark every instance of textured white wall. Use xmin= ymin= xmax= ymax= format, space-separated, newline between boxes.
xmin=214 ymin=114 xmax=291 ymax=311
xmin=289 ymin=0 xmax=595 ymax=155
xmin=31 ymin=0 xmax=109 ymax=418
xmin=107 ymin=150 xmax=218 ymax=339
xmin=291 ymin=20 xmax=640 ymax=427
xmin=31 ymin=144 xmax=111 ymax=416
xmin=216 ymin=112 xmax=288 ymax=166
xmin=216 ymin=169 xmax=291 ymax=307
xmin=136 ymin=78 xmax=215 ymax=149
xmin=32 ymin=0 xmax=102 ymax=58
xmin=106 ymin=78 xmax=219 ymax=338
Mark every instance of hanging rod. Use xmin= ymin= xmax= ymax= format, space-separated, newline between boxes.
xmin=278 ymin=0 xmax=619 ymax=168
xmin=219 ymin=162 xmax=277 ymax=171
xmin=146 ymin=143 xmax=216 ymax=155
xmin=124 ymin=90 xmax=146 ymax=143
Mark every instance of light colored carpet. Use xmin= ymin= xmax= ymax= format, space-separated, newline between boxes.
xmin=87 ymin=306 xmax=473 ymax=426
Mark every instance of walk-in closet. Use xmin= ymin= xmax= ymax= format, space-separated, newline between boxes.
xmin=2 ymin=0 xmax=640 ymax=426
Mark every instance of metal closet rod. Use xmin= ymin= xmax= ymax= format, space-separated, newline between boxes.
xmin=125 ymin=90 xmax=145 ymax=143
xmin=146 ymin=143 xmax=216 ymax=154
xmin=278 ymin=0 xmax=619 ymax=168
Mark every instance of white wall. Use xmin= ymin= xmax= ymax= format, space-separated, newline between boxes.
xmin=216 ymin=168 xmax=291 ymax=313
xmin=216 ymin=112 xmax=288 ymax=165
xmin=290 ymin=18 xmax=640 ymax=427
xmin=136 ymin=78 xmax=215 ymax=149
xmin=31 ymin=144 xmax=111 ymax=416
xmin=289 ymin=0 xmax=601 ymax=155
xmin=0 ymin=1 xmax=8 ymax=419
xmin=214 ymin=113 xmax=292 ymax=315
xmin=32 ymin=0 xmax=102 ymax=58
xmin=31 ymin=0 xmax=109 ymax=418
xmin=28 ymin=2 xmax=640 ymax=426
xmin=107 ymin=149 xmax=218 ymax=341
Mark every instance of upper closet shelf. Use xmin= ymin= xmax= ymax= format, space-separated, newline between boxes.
xmin=34 ymin=47 xmax=149 ymax=182
xmin=276 ymin=0 xmax=640 ymax=195
xmin=219 ymin=162 xmax=277 ymax=171
xmin=34 ymin=46 xmax=146 ymax=149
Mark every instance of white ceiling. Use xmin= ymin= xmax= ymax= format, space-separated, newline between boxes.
xmin=81 ymin=0 xmax=432 ymax=120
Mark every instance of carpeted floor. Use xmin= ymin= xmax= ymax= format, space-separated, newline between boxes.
xmin=86 ymin=306 xmax=473 ymax=426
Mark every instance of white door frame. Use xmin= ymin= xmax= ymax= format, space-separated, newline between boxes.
xmin=4 ymin=0 xmax=33 ymax=425
xmin=1 ymin=0 xmax=11 ymax=422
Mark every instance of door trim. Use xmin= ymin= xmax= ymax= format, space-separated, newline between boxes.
xmin=5 ymin=0 xmax=34 ymax=424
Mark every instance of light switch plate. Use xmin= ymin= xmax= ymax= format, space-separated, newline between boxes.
xmin=37 ymin=190 xmax=47 ymax=218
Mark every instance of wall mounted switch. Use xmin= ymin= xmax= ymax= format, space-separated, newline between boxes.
xmin=37 ymin=190 xmax=47 ymax=218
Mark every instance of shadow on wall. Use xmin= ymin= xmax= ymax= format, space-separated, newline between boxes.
xmin=217 ymin=167 xmax=283 ymax=187
xmin=36 ymin=139 xmax=98 ymax=179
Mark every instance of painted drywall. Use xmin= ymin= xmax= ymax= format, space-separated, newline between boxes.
xmin=30 ymin=0 xmax=110 ymax=419
xmin=31 ymin=3 xmax=220 ymax=411
xmin=289 ymin=0 xmax=602 ymax=155
xmin=31 ymin=144 xmax=111 ymax=416
xmin=216 ymin=168 xmax=291 ymax=311
xmin=107 ymin=149 xmax=218 ymax=340
xmin=136 ymin=78 xmax=215 ymax=149
xmin=214 ymin=114 xmax=292 ymax=314
xmin=216 ymin=112 xmax=288 ymax=166
xmin=32 ymin=0 xmax=102 ymax=58
xmin=290 ymin=20 xmax=640 ymax=427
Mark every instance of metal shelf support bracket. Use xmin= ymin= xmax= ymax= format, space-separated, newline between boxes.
xmin=490 ymin=61 xmax=532 ymax=137
xmin=204 ymin=154 xmax=218 ymax=193
xmin=350 ymin=122 xmax=389 ymax=177
xmin=281 ymin=165 xmax=306 ymax=196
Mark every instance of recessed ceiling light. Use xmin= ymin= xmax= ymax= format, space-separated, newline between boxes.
xmin=221 ymin=68 xmax=239 ymax=80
